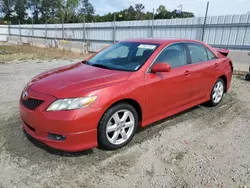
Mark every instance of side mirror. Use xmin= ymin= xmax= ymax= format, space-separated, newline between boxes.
xmin=151 ymin=63 xmax=171 ymax=73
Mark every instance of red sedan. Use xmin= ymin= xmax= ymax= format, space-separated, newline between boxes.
xmin=20 ymin=39 xmax=233 ymax=152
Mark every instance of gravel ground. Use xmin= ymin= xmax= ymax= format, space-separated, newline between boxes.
xmin=0 ymin=59 xmax=250 ymax=188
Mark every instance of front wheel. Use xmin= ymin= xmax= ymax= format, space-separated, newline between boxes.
xmin=98 ymin=103 xmax=138 ymax=150
xmin=207 ymin=78 xmax=225 ymax=107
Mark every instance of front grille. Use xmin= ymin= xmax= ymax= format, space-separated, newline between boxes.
xmin=22 ymin=98 xmax=44 ymax=110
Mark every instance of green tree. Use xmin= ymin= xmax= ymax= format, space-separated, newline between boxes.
xmin=59 ymin=0 xmax=79 ymax=23
xmin=79 ymin=0 xmax=95 ymax=22
xmin=28 ymin=0 xmax=42 ymax=23
xmin=180 ymin=11 xmax=195 ymax=18
xmin=126 ymin=5 xmax=135 ymax=20
xmin=0 ymin=0 xmax=4 ymax=15
xmin=171 ymin=10 xmax=195 ymax=18
xmin=1 ymin=1 xmax=195 ymax=24
xmin=40 ymin=0 xmax=61 ymax=23
xmin=155 ymin=5 xmax=172 ymax=19
xmin=144 ymin=11 xmax=153 ymax=20
xmin=135 ymin=3 xmax=145 ymax=20
xmin=154 ymin=5 xmax=194 ymax=19
xmin=1 ymin=0 xmax=15 ymax=22
xmin=14 ymin=0 xmax=27 ymax=23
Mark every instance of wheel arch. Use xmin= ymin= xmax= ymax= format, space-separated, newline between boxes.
xmin=218 ymin=75 xmax=227 ymax=92
xmin=100 ymin=98 xmax=143 ymax=127
xmin=97 ymin=98 xmax=143 ymax=149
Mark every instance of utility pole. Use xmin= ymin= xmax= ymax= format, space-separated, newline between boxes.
xmin=201 ymin=2 xmax=209 ymax=42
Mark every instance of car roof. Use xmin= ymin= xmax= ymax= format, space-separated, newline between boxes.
xmin=122 ymin=38 xmax=201 ymax=45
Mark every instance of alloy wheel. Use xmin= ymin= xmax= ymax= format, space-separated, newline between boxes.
xmin=106 ymin=110 xmax=135 ymax=145
xmin=212 ymin=81 xmax=224 ymax=104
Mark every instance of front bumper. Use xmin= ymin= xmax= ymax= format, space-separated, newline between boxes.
xmin=20 ymin=87 xmax=103 ymax=152
xmin=22 ymin=119 xmax=97 ymax=152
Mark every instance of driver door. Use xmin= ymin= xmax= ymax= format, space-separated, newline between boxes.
xmin=144 ymin=43 xmax=192 ymax=120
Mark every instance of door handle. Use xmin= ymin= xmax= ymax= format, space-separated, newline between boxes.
xmin=214 ymin=63 xmax=219 ymax=67
xmin=184 ymin=70 xmax=190 ymax=76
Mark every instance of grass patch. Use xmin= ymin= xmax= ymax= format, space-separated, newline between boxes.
xmin=0 ymin=44 xmax=93 ymax=63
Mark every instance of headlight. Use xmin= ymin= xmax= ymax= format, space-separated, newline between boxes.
xmin=46 ymin=96 xmax=97 ymax=111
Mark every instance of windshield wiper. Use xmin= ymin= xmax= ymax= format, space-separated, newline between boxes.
xmin=91 ymin=64 xmax=114 ymax=70
xmin=82 ymin=60 xmax=90 ymax=65
xmin=83 ymin=60 xmax=114 ymax=70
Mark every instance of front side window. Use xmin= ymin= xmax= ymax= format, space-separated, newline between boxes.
xmin=187 ymin=43 xmax=209 ymax=63
xmin=87 ymin=42 xmax=160 ymax=72
xmin=154 ymin=43 xmax=187 ymax=68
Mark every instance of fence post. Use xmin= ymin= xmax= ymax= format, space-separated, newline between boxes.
xmin=45 ymin=19 xmax=48 ymax=41
xmin=55 ymin=26 xmax=57 ymax=48
xmin=83 ymin=14 xmax=86 ymax=53
xmin=18 ymin=19 xmax=21 ymax=43
xmin=32 ymin=17 xmax=34 ymax=47
xmin=201 ymin=1 xmax=209 ymax=42
xmin=44 ymin=18 xmax=48 ymax=53
xmin=113 ymin=13 xmax=116 ymax=42
xmin=151 ymin=8 xmax=155 ymax=38
xmin=7 ymin=0 xmax=11 ymax=41
xmin=62 ymin=18 xmax=65 ymax=40
xmin=8 ymin=21 xmax=11 ymax=41
xmin=81 ymin=22 xmax=84 ymax=54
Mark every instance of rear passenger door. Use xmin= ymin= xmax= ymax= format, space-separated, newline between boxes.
xmin=185 ymin=42 xmax=217 ymax=101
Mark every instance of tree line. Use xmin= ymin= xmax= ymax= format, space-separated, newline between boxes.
xmin=0 ymin=0 xmax=195 ymax=24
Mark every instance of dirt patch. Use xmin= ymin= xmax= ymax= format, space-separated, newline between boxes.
xmin=0 ymin=49 xmax=13 ymax=55
xmin=0 ymin=44 xmax=93 ymax=63
xmin=0 ymin=60 xmax=250 ymax=188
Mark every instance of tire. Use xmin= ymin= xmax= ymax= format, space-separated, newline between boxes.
xmin=207 ymin=78 xmax=225 ymax=107
xmin=245 ymin=74 xmax=250 ymax=81
xmin=98 ymin=103 xmax=138 ymax=150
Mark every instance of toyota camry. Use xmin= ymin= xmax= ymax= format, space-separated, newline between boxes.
xmin=20 ymin=39 xmax=233 ymax=151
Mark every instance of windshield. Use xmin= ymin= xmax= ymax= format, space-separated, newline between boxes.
xmin=87 ymin=42 xmax=160 ymax=71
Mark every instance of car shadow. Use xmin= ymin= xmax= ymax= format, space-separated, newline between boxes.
xmin=140 ymin=106 xmax=200 ymax=132
xmin=2 ymin=92 xmax=236 ymax=165
xmin=4 ymin=104 xmax=203 ymax=158
xmin=19 ymin=105 xmax=200 ymax=157
xmin=128 ymin=105 xmax=202 ymax=146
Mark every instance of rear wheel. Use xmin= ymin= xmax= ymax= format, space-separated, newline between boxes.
xmin=98 ymin=103 xmax=138 ymax=150
xmin=207 ymin=78 xmax=225 ymax=107
xmin=245 ymin=74 xmax=250 ymax=81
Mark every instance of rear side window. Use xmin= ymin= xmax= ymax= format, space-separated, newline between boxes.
xmin=206 ymin=49 xmax=217 ymax=60
xmin=187 ymin=43 xmax=208 ymax=63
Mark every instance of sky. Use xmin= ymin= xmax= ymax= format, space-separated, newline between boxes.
xmin=91 ymin=0 xmax=250 ymax=17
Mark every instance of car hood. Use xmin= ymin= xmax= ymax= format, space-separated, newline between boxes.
xmin=29 ymin=62 xmax=131 ymax=98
